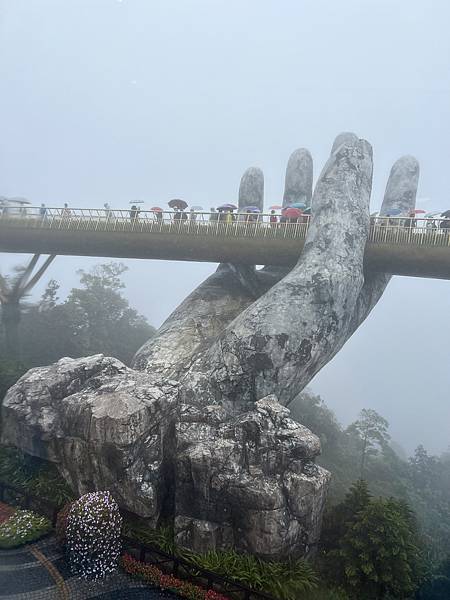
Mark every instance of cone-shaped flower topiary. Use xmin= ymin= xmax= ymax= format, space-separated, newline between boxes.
xmin=67 ymin=490 xmax=122 ymax=579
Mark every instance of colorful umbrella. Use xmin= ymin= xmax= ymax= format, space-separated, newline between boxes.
xmin=414 ymin=209 xmax=426 ymax=214
xmin=386 ymin=208 xmax=402 ymax=215
xmin=150 ymin=206 xmax=163 ymax=212
xmin=269 ymin=204 xmax=283 ymax=210
xmin=289 ymin=202 xmax=307 ymax=209
xmin=242 ymin=206 xmax=261 ymax=213
xmin=168 ymin=198 xmax=188 ymax=210
xmin=217 ymin=203 xmax=237 ymax=211
xmin=303 ymin=207 xmax=312 ymax=215
xmin=283 ymin=207 xmax=303 ymax=219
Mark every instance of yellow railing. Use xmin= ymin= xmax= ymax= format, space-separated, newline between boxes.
xmin=1 ymin=207 xmax=449 ymax=247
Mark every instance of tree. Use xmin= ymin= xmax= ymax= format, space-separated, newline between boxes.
xmin=339 ymin=497 xmax=424 ymax=598
xmin=17 ymin=262 xmax=155 ymax=367
xmin=346 ymin=409 xmax=390 ymax=478
xmin=0 ymin=255 xmax=55 ymax=359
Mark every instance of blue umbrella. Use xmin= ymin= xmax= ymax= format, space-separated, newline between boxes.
xmin=242 ymin=206 xmax=261 ymax=212
xmin=289 ymin=202 xmax=307 ymax=209
xmin=384 ymin=208 xmax=402 ymax=215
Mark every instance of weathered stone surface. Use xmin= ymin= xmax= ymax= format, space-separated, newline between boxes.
xmin=238 ymin=167 xmax=264 ymax=210
xmin=283 ymin=148 xmax=313 ymax=207
xmin=183 ymin=139 xmax=374 ymax=407
xmin=381 ymin=156 xmax=420 ymax=216
xmin=330 ymin=131 xmax=359 ymax=155
xmin=2 ymin=355 xmax=179 ymax=522
xmin=1 ymin=135 xmax=421 ymax=560
xmin=174 ymin=395 xmax=329 ymax=558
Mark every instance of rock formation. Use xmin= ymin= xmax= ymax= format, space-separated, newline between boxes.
xmin=1 ymin=134 xmax=419 ymax=559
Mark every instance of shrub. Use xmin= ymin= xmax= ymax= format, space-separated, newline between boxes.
xmin=183 ymin=549 xmax=318 ymax=600
xmin=0 ymin=509 xmax=51 ymax=548
xmin=121 ymin=553 xmax=230 ymax=600
xmin=66 ymin=490 xmax=122 ymax=579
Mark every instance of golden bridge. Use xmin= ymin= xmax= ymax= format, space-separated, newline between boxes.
xmin=1 ymin=208 xmax=449 ymax=279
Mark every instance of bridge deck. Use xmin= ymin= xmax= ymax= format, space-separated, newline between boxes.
xmin=1 ymin=208 xmax=450 ymax=279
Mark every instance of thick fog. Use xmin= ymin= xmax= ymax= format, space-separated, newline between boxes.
xmin=1 ymin=0 xmax=449 ymax=453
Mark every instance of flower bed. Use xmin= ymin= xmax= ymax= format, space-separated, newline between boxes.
xmin=121 ymin=553 xmax=230 ymax=600
xmin=0 ymin=509 xmax=51 ymax=549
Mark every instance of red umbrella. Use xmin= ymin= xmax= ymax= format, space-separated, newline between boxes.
xmin=150 ymin=206 xmax=163 ymax=212
xmin=283 ymin=207 xmax=302 ymax=218
xmin=414 ymin=209 xmax=426 ymax=214
xmin=269 ymin=204 xmax=283 ymax=210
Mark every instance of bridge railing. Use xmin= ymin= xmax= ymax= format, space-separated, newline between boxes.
xmin=1 ymin=207 xmax=450 ymax=246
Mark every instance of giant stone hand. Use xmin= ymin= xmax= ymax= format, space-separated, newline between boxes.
xmin=1 ymin=134 xmax=419 ymax=559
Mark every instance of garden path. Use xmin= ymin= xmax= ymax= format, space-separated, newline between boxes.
xmin=0 ymin=535 xmax=176 ymax=599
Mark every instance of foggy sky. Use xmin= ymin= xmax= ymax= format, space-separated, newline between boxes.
xmin=1 ymin=0 xmax=449 ymax=453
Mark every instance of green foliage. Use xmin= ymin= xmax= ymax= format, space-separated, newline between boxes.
xmin=0 ymin=509 xmax=51 ymax=548
xmin=0 ymin=262 xmax=156 ymax=368
xmin=346 ymin=408 xmax=390 ymax=478
xmin=0 ymin=446 xmax=73 ymax=506
xmin=123 ymin=517 xmax=317 ymax=599
xmin=290 ymin=392 xmax=450 ymax=563
xmin=321 ymin=482 xmax=425 ymax=599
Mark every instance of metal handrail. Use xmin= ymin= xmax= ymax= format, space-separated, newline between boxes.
xmin=1 ymin=207 xmax=449 ymax=247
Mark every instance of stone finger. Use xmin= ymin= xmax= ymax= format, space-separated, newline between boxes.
xmin=185 ymin=137 xmax=373 ymax=408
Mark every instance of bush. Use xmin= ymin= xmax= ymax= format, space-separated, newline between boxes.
xmin=66 ymin=490 xmax=122 ymax=579
xmin=121 ymin=553 xmax=230 ymax=600
xmin=0 ymin=509 xmax=51 ymax=548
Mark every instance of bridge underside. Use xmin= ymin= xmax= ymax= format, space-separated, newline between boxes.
xmin=1 ymin=226 xmax=450 ymax=279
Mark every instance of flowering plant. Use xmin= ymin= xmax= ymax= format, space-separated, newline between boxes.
xmin=0 ymin=509 xmax=51 ymax=549
xmin=66 ymin=490 xmax=122 ymax=580
xmin=121 ymin=553 xmax=230 ymax=600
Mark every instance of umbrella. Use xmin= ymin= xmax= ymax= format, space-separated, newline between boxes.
xmin=217 ymin=203 xmax=237 ymax=211
xmin=283 ymin=207 xmax=303 ymax=218
xmin=441 ymin=210 xmax=450 ymax=218
xmin=269 ymin=204 xmax=283 ymax=210
xmin=191 ymin=205 xmax=203 ymax=211
xmin=414 ymin=209 xmax=426 ymax=214
xmin=303 ymin=207 xmax=312 ymax=215
xmin=129 ymin=200 xmax=145 ymax=204
xmin=150 ymin=206 xmax=163 ymax=212
xmin=242 ymin=206 xmax=261 ymax=213
xmin=385 ymin=208 xmax=402 ymax=215
xmin=168 ymin=198 xmax=188 ymax=210
xmin=289 ymin=202 xmax=307 ymax=209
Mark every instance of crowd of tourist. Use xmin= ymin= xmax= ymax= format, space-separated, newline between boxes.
xmin=2 ymin=197 xmax=450 ymax=231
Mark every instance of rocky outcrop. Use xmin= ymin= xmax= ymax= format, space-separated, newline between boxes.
xmin=2 ymin=355 xmax=179 ymax=522
xmin=2 ymin=359 xmax=327 ymax=558
xmin=174 ymin=395 xmax=329 ymax=558
xmin=1 ymin=133 xmax=421 ymax=559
